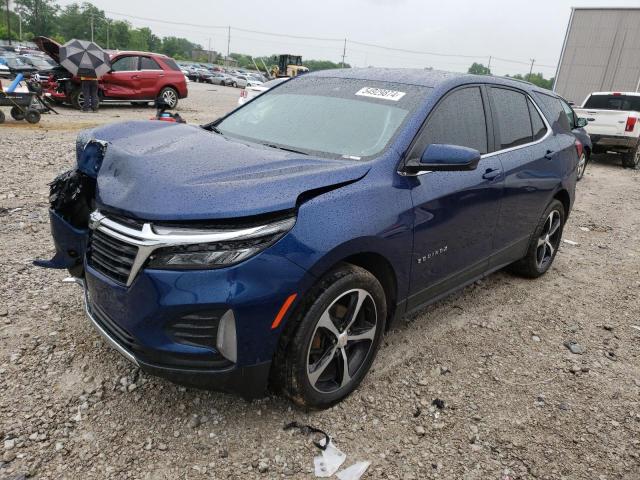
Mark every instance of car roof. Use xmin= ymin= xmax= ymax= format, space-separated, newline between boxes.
xmin=307 ymin=67 xmax=554 ymax=95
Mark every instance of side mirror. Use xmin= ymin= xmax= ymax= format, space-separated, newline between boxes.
xmin=406 ymin=144 xmax=481 ymax=173
xmin=576 ymin=117 xmax=588 ymax=128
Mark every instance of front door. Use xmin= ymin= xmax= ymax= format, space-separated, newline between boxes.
xmin=406 ymin=85 xmax=504 ymax=310
xmin=101 ymin=55 xmax=141 ymax=99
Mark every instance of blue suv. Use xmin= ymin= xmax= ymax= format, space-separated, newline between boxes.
xmin=41 ymin=69 xmax=578 ymax=408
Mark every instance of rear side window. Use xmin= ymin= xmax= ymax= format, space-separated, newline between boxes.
xmin=111 ymin=56 xmax=138 ymax=72
xmin=140 ymin=56 xmax=161 ymax=70
xmin=163 ymin=58 xmax=182 ymax=72
xmin=528 ymin=99 xmax=548 ymax=140
xmin=583 ymin=94 xmax=640 ymax=111
xmin=416 ymin=87 xmax=488 ymax=155
xmin=490 ymin=88 xmax=532 ymax=149
xmin=535 ymin=93 xmax=571 ymax=131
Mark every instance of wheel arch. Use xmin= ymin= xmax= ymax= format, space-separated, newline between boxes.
xmin=553 ymin=188 xmax=571 ymax=218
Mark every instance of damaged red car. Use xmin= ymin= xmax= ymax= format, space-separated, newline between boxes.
xmin=34 ymin=37 xmax=188 ymax=109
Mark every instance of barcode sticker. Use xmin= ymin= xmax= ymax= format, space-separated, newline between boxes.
xmin=355 ymin=87 xmax=406 ymax=101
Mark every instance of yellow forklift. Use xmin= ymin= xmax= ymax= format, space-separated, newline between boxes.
xmin=271 ymin=55 xmax=309 ymax=78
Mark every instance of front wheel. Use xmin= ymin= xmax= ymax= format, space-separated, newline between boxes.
xmin=576 ymin=152 xmax=587 ymax=181
xmin=508 ymin=199 xmax=565 ymax=278
xmin=158 ymin=87 xmax=178 ymax=109
xmin=621 ymin=142 xmax=640 ymax=169
xmin=70 ymin=89 xmax=84 ymax=109
xmin=274 ymin=264 xmax=386 ymax=409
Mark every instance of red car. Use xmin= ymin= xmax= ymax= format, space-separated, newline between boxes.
xmin=35 ymin=37 xmax=188 ymax=109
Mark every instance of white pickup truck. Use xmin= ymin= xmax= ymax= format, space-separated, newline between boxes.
xmin=574 ymin=92 xmax=640 ymax=169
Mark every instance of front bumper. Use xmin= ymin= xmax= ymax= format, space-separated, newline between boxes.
xmin=83 ymin=285 xmax=271 ymax=397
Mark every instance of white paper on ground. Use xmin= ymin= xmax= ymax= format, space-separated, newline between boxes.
xmin=313 ymin=439 xmax=346 ymax=477
xmin=337 ymin=461 xmax=371 ymax=480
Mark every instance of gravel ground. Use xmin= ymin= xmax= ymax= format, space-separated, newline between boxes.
xmin=1 ymin=82 xmax=639 ymax=480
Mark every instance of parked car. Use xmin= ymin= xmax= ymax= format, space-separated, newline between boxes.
xmin=18 ymin=54 xmax=57 ymax=71
xmin=561 ymin=98 xmax=592 ymax=181
xmin=238 ymin=77 xmax=288 ymax=105
xmin=230 ymin=74 xmax=263 ymax=88
xmin=207 ymin=72 xmax=235 ymax=86
xmin=34 ymin=37 xmax=188 ymax=109
xmin=574 ymin=92 xmax=640 ymax=169
xmin=41 ymin=69 xmax=578 ymax=408
xmin=0 ymin=55 xmax=37 ymax=76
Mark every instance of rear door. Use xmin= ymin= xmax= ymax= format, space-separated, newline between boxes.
xmin=407 ymin=85 xmax=504 ymax=309
xmin=100 ymin=55 xmax=141 ymax=99
xmin=138 ymin=56 xmax=163 ymax=99
xmin=490 ymin=88 xmax=572 ymax=261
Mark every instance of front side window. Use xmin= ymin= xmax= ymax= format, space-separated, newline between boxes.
xmin=111 ymin=56 xmax=138 ymax=72
xmin=528 ymin=99 xmax=548 ymax=140
xmin=140 ymin=56 xmax=161 ymax=70
xmin=560 ymin=99 xmax=576 ymax=129
xmin=414 ymin=87 xmax=488 ymax=155
xmin=216 ymin=77 xmax=431 ymax=159
xmin=535 ymin=93 xmax=571 ymax=132
xmin=490 ymin=88 xmax=533 ymax=149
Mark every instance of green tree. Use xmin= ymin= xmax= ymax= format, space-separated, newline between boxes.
xmin=129 ymin=27 xmax=161 ymax=52
xmin=468 ymin=62 xmax=491 ymax=75
xmin=0 ymin=9 xmax=20 ymax=41
xmin=14 ymin=0 xmax=59 ymax=38
xmin=57 ymin=2 xmax=107 ymax=44
xmin=160 ymin=36 xmax=200 ymax=59
xmin=507 ymin=72 xmax=554 ymax=90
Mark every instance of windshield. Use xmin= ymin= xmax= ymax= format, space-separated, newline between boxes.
xmin=216 ymin=77 xmax=430 ymax=159
xmin=0 ymin=56 xmax=27 ymax=68
xmin=584 ymin=94 xmax=640 ymax=112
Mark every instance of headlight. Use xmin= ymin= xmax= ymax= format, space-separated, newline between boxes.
xmin=146 ymin=216 xmax=295 ymax=269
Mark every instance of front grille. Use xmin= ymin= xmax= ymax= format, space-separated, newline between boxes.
xmin=88 ymin=229 xmax=138 ymax=284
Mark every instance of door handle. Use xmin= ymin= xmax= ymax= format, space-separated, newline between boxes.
xmin=482 ymin=168 xmax=501 ymax=180
xmin=587 ymin=118 xmax=595 ymax=122
xmin=544 ymin=150 xmax=555 ymax=160
xmin=132 ymin=75 xmax=140 ymax=79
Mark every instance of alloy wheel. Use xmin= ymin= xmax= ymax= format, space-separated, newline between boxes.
xmin=577 ymin=153 xmax=587 ymax=179
xmin=536 ymin=210 xmax=561 ymax=270
xmin=162 ymin=89 xmax=177 ymax=107
xmin=306 ymin=289 xmax=377 ymax=393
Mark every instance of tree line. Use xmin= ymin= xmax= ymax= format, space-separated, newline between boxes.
xmin=1 ymin=1 xmax=349 ymax=70
xmin=467 ymin=62 xmax=554 ymax=90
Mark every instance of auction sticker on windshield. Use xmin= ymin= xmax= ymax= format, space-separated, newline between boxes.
xmin=355 ymin=87 xmax=406 ymax=101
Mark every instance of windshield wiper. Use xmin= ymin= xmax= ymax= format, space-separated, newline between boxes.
xmin=261 ymin=143 xmax=308 ymax=155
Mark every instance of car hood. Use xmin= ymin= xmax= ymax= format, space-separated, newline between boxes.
xmin=80 ymin=121 xmax=371 ymax=221
xmin=33 ymin=36 xmax=61 ymax=63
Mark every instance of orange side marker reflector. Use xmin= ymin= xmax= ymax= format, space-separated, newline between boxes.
xmin=271 ymin=293 xmax=297 ymax=329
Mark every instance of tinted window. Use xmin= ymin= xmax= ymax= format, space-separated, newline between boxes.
xmin=111 ymin=56 xmax=138 ymax=72
xmin=535 ymin=93 xmax=571 ymax=131
xmin=140 ymin=56 xmax=161 ymax=70
xmin=490 ymin=88 xmax=532 ymax=149
xmin=528 ymin=99 xmax=548 ymax=140
xmin=560 ymin=99 xmax=576 ymax=129
xmin=583 ymin=94 xmax=640 ymax=111
xmin=416 ymin=87 xmax=488 ymax=155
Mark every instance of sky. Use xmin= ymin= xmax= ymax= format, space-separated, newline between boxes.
xmin=55 ymin=0 xmax=640 ymax=77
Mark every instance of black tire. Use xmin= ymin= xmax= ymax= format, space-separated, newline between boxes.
xmin=576 ymin=151 xmax=587 ymax=181
xmin=70 ymin=89 xmax=84 ymax=109
xmin=0 ymin=110 xmax=5 ymax=124
xmin=621 ymin=142 xmax=640 ymax=169
xmin=10 ymin=106 xmax=25 ymax=121
xmin=157 ymin=87 xmax=179 ymax=109
xmin=508 ymin=199 xmax=566 ymax=278
xmin=232 ymin=81 xmax=237 ymax=88
xmin=25 ymin=110 xmax=41 ymax=124
xmin=273 ymin=264 xmax=386 ymax=409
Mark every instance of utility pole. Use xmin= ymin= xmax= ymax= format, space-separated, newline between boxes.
xmin=341 ymin=38 xmax=347 ymax=68
xmin=5 ymin=0 xmax=12 ymax=45
xmin=528 ymin=58 xmax=535 ymax=79
xmin=208 ymin=37 xmax=211 ymax=63
xmin=487 ymin=56 xmax=492 ymax=73
xmin=106 ymin=20 xmax=110 ymax=49
xmin=18 ymin=10 xmax=21 ymax=41
xmin=226 ymin=26 xmax=231 ymax=64
xmin=90 ymin=14 xmax=94 ymax=42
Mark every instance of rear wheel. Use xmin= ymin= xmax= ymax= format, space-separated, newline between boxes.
xmin=10 ymin=106 xmax=25 ymax=121
xmin=621 ymin=142 xmax=640 ymax=169
xmin=70 ymin=89 xmax=84 ymax=109
xmin=508 ymin=200 xmax=565 ymax=278
xmin=158 ymin=87 xmax=178 ymax=109
xmin=274 ymin=264 xmax=386 ymax=409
